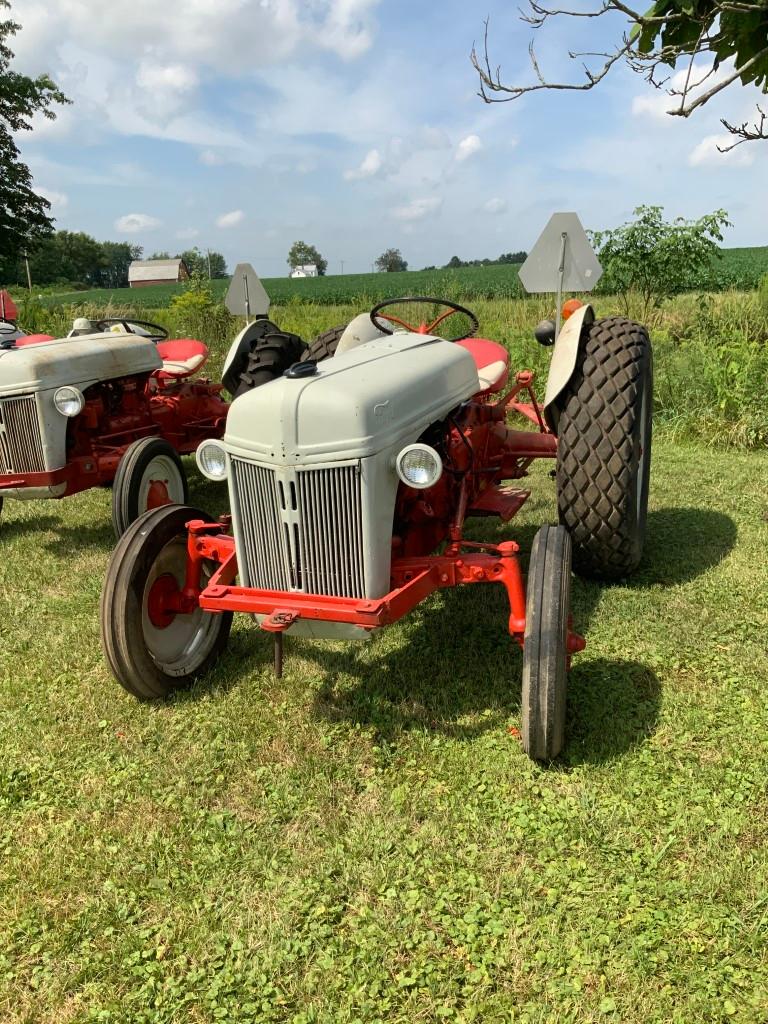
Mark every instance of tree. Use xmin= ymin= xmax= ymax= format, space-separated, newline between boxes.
xmin=149 ymin=251 xmax=171 ymax=260
xmin=471 ymin=2 xmax=768 ymax=149
xmin=0 ymin=1 xmax=69 ymax=264
xmin=287 ymin=240 xmax=327 ymax=276
xmin=375 ymin=248 xmax=408 ymax=273
xmin=591 ymin=205 xmax=730 ymax=319
xmin=177 ymin=247 xmax=227 ymax=279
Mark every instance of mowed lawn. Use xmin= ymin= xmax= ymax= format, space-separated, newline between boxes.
xmin=1 ymin=440 xmax=768 ymax=1023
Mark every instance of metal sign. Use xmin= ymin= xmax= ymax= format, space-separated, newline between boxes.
xmin=225 ymin=263 xmax=270 ymax=321
xmin=519 ymin=213 xmax=602 ymax=295
xmin=0 ymin=290 xmax=18 ymax=321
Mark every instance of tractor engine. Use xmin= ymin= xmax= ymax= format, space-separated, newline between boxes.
xmin=0 ymin=332 xmax=161 ymax=498
xmin=221 ymin=332 xmax=481 ymax=604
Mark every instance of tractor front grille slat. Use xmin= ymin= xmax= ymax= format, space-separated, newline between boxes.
xmin=232 ymin=458 xmax=365 ymax=598
xmin=0 ymin=395 xmax=46 ymax=475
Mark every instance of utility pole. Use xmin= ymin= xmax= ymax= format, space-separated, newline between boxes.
xmin=340 ymin=260 xmax=345 ymax=275
xmin=206 ymin=249 xmax=212 ymax=279
xmin=23 ymin=253 xmax=32 ymax=291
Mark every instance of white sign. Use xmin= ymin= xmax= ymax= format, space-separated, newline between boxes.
xmin=519 ymin=213 xmax=602 ymax=294
xmin=225 ymin=263 xmax=270 ymax=319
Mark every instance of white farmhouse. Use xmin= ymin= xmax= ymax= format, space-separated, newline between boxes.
xmin=290 ymin=264 xmax=318 ymax=279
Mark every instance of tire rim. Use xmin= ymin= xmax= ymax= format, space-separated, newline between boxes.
xmin=636 ymin=378 xmax=650 ymax=522
xmin=140 ymin=537 xmax=222 ymax=677
xmin=138 ymin=454 xmax=185 ymax=514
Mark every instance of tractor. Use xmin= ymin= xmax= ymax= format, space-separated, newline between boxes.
xmin=100 ymin=297 xmax=652 ymax=761
xmin=0 ymin=292 xmax=304 ymax=536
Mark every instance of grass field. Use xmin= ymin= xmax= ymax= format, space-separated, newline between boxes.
xmin=23 ymin=245 xmax=768 ymax=310
xmin=1 ymin=442 xmax=768 ymax=1022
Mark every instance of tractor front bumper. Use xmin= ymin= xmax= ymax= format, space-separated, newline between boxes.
xmin=159 ymin=520 xmax=534 ymax=641
xmin=0 ymin=466 xmax=68 ymax=500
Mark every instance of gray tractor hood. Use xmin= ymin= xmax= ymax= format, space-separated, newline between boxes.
xmin=0 ymin=332 xmax=162 ymax=398
xmin=225 ymin=332 xmax=481 ymax=464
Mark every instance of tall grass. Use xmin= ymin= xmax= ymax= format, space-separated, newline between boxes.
xmin=17 ymin=290 xmax=768 ymax=450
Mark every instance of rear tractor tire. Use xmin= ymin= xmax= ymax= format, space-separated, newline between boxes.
xmin=299 ymin=324 xmax=346 ymax=363
xmin=100 ymin=504 xmax=232 ymax=700
xmin=521 ymin=525 xmax=572 ymax=762
xmin=556 ymin=316 xmax=652 ymax=580
xmin=112 ymin=437 xmax=188 ymax=539
xmin=232 ymin=322 xmax=307 ymax=398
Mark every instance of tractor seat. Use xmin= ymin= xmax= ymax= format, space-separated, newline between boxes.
xmin=15 ymin=334 xmax=55 ymax=347
xmin=154 ymin=338 xmax=209 ymax=380
xmin=456 ymin=338 xmax=510 ymax=394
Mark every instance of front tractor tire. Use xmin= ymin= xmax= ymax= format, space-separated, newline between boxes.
xmin=522 ymin=525 xmax=572 ymax=761
xmin=100 ymin=504 xmax=232 ymax=700
xmin=556 ymin=316 xmax=652 ymax=580
xmin=112 ymin=437 xmax=189 ymax=538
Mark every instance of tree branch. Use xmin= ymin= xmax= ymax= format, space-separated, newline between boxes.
xmin=471 ymin=1 xmax=768 ymax=143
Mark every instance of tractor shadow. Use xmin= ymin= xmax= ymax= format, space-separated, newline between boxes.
xmin=306 ymin=586 xmax=661 ymax=764
xmin=465 ymin=504 xmax=737 ymax=635
xmin=306 ymin=505 xmax=734 ymax=761
xmin=0 ymin=512 xmax=61 ymax=542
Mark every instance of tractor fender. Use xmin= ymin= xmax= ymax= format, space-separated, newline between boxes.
xmin=221 ymin=322 xmax=260 ymax=395
xmin=542 ymin=303 xmax=594 ymax=434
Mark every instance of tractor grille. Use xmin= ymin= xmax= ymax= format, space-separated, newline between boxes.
xmin=231 ymin=458 xmax=366 ymax=598
xmin=0 ymin=395 xmax=46 ymax=475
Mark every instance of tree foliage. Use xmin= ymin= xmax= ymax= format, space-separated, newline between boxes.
xmin=472 ymin=1 xmax=768 ymax=148
xmin=0 ymin=230 xmax=142 ymax=288
xmin=0 ymin=1 xmax=69 ymax=263
xmin=179 ymin=247 xmax=227 ymax=279
xmin=444 ymin=251 xmax=527 ymax=269
xmin=592 ymin=205 xmax=731 ymax=318
xmin=287 ymin=240 xmax=327 ymax=276
xmin=375 ymin=248 xmax=408 ymax=273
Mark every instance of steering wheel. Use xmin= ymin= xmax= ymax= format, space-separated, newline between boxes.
xmin=370 ymin=297 xmax=479 ymax=342
xmin=94 ymin=318 xmax=169 ymax=340
xmin=0 ymin=317 xmax=20 ymax=349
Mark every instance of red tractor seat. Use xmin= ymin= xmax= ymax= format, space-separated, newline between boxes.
xmin=456 ymin=338 xmax=510 ymax=394
xmin=154 ymin=338 xmax=209 ymax=380
xmin=15 ymin=334 xmax=55 ymax=346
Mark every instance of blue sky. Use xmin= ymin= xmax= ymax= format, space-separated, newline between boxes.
xmin=11 ymin=0 xmax=768 ymax=276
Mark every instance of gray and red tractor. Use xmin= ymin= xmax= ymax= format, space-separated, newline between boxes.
xmin=101 ymin=296 xmax=652 ymax=761
xmin=0 ymin=283 xmax=304 ymax=535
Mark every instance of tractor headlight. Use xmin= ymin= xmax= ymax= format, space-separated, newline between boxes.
xmin=395 ymin=443 xmax=443 ymax=489
xmin=53 ymin=386 xmax=84 ymax=417
xmin=196 ymin=439 xmax=228 ymax=481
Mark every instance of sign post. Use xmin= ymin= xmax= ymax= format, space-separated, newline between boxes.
xmin=519 ymin=213 xmax=602 ymax=337
xmin=225 ymin=263 xmax=270 ymax=323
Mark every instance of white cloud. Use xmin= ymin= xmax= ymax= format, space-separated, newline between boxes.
xmin=392 ymin=196 xmax=443 ymax=222
xmin=344 ymin=148 xmax=383 ymax=180
xmin=455 ymin=134 xmax=482 ymax=162
xmin=199 ymin=149 xmax=224 ymax=166
xmin=483 ymin=197 xmax=507 ymax=214
xmin=136 ymin=60 xmax=198 ymax=119
xmin=216 ymin=209 xmax=245 ymax=228
xmin=176 ymin=227 xmax=200 ymax=240
xmin=688 ymin=134 xmax=755 ymax=168
xmin=12 ymin=1 xmax=381 ymax=77
xmin=39 ymin=188 xmax=69 ymax=211
xmin=115 ymin=213 xmax=161 ymax=233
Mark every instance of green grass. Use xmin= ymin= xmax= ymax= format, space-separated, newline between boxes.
xmin=33 ymin=264 xmax=525 ymax=310
xmin=1 ymin=442 xmax=768 ymax=1022
xmin=22 ymin=245 xmax=768 ymax=310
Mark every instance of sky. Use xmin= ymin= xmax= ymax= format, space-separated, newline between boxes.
xmin=10 ymin=0 xmax=768 ymax=277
